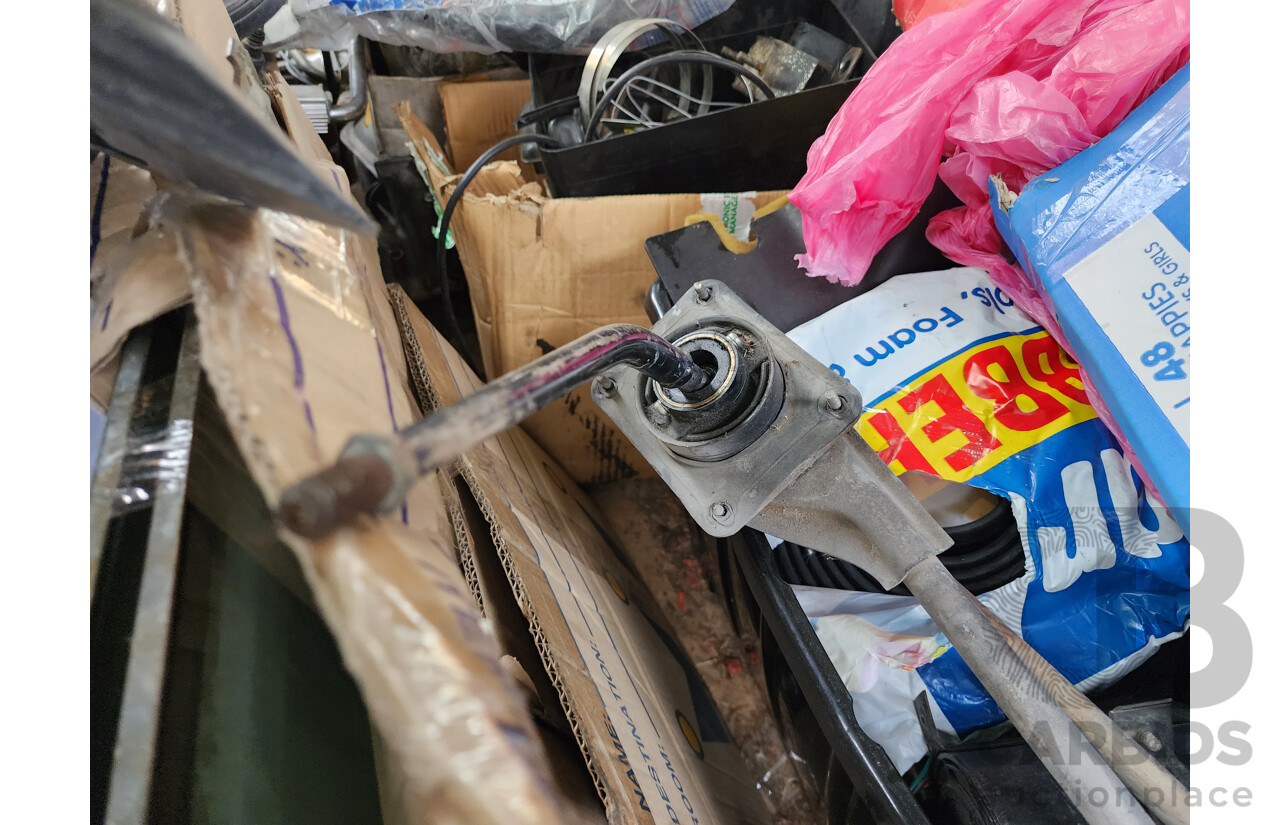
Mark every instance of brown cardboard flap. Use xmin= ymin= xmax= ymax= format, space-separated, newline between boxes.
xmin=177 ymin=185 xmax=562 ymax=825
xmin=439 ymin=78 xmax=531 ymax=170
xmin=390 ymin=295 xmax=773 ymax=825
xmin=395 ymin=99 xmax=787 ymax=485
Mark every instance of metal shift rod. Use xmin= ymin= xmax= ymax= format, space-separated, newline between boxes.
xmin=278 ymin=324 xmax=709 ymax=538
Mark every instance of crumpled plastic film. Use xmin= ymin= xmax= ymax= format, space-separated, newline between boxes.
xmin=790 ymin=0 xmax=1189 ymax=288
xmin=287 ymin=0 xmax=736 ymax=54
xmin=175 ymin=196 xmax=563 ymax=825
xmin=96 ymin=416 xmax=196 ymax=514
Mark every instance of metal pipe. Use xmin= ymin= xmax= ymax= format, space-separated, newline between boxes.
xmin=902 ymin=555 xmax=1156 ymax=825
xmin=329 ymin=37 xmax=368 ymax=124
xmin=974 ymin=599 xmax=1191 ymax=825
xmin=279 ymin=324 xmax=708 ymax=538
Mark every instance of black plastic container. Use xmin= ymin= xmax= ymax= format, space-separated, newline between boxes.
xmin=526 ymin=0 xmax=901 ymax=197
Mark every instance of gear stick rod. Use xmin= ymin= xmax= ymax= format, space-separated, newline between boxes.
xmin=278 ymin=323 xmax=708 ymax=538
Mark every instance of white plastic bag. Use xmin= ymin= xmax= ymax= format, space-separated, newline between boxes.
xmin=289 ymin=0 xmax=737 ymax=54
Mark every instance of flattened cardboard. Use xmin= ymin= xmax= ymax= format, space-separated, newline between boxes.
xmin=90 ymin=155 xmax=190 ymax=409
xmin=89 ymin=58 xmax=311 ymax=410
xmin=174 ymin=79 xmax=564 ymax=825
xmin=396 ymin=98 xmax=786 ymax=484
xmin=391 ymin=296 xmax=772 ymax=825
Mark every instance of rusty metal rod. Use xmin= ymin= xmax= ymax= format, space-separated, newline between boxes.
xmin=903 ymin=556 xmax=1156 ymax=825
xmin=279 ymin=324 xmax=708 ymax=538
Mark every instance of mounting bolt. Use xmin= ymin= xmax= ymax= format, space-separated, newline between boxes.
xmin=710 ymin=502 xmax=732 ymax=524
xmin=694 ymin=282 xmax=712 ymax=303
xmin=821 ymin=389 xmax=846 ymax=415
xmin=727 ymin=330 xmax=749 ymax=348
xmin=650 ymin=402 xmax=671 ymax=427
xmin=1136 ymin=730 xmax=1163 ymax=753
xmin=593 ymin=376 xmax=616 ymax=398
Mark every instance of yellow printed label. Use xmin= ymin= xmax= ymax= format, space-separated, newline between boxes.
xmin=856 ymin=331 xmax=1097 ymax=483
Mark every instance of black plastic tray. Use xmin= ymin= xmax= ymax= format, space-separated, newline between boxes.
xmin=526 ymin=0 xmax=900 ymax=197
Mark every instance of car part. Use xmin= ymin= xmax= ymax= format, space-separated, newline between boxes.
xmin=583 ymin=51 xmax=774 ymax=141
xmin=91 ymin=310 xmax=200 ymax=825
xmin=789 ymin=20 xmax=862 ymax=84
xmin=280 ymin=281 xmax=1187 ymax=825
xmin=329 ymin=37 xmax=369 ymax=124
xmin=292 ymin=85 xmax=330 ymax=135
xmin=721 ymin=23 xmax=862 ymax=96
xmin=278 ymin=323 xmax=707 ymax=538
xmin=577 ymin=18 xmax=711 ymax=130
xmin=723 ymin=38 xmax=821 ymax=96
xmin=773 ymin=496 xmax=1025 ymax=596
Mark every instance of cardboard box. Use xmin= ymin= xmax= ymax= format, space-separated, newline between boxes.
xmin=389 ymin=290 xmax=773 ymax=825
xmin=992 ymin=65 xmax=1190 ymax=523
xmin=396 ymin=96 xmax=786 ymax=484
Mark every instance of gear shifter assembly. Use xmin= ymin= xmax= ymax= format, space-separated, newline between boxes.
xmin=279 ymin=281 xmax=1187 ymax=825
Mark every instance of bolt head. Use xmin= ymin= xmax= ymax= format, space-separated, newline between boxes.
xmin=710 ymin=502 xmax=732 ymax=523
xmin=1136 ymin=730 xmax=1163 ymax=753
xmin=593 ymin=376 xmax=616 ymax=398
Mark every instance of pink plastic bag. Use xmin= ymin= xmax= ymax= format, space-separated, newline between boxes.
xmin=790 ymin=0 xmax=1189 ymax=288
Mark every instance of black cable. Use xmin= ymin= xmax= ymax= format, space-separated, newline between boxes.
xmin=321 ymin=51 xmax=341 ymax=106
xmin=584 ymin=50 xmax=776 ymax=141
xmin=436 ymin=133 xmax=565 ymax=377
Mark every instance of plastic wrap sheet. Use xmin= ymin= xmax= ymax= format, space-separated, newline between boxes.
xmin=96 ymin=412 xmax=195 ymax=514
xmin=174 ymin=190 xmax=563 ymax=824
xmin=288 ymin=0 xmax=736 ymax=53
xmin=991 ymin=64 xmax=1190 ymax=520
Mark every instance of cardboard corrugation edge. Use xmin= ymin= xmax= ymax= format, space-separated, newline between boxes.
xmin=458 ymin=466 xmax=612 ymax=813
xmin=437 ymin=470 xmax=485 ymax=614
xmin=389 ymin=286 xmax=612 ymax=816
xmin=388 ymin=285 xmax=486 ymax=614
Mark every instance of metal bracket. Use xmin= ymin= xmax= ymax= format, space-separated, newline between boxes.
xmin=592 ymin=280 xmax=860 ymax=537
